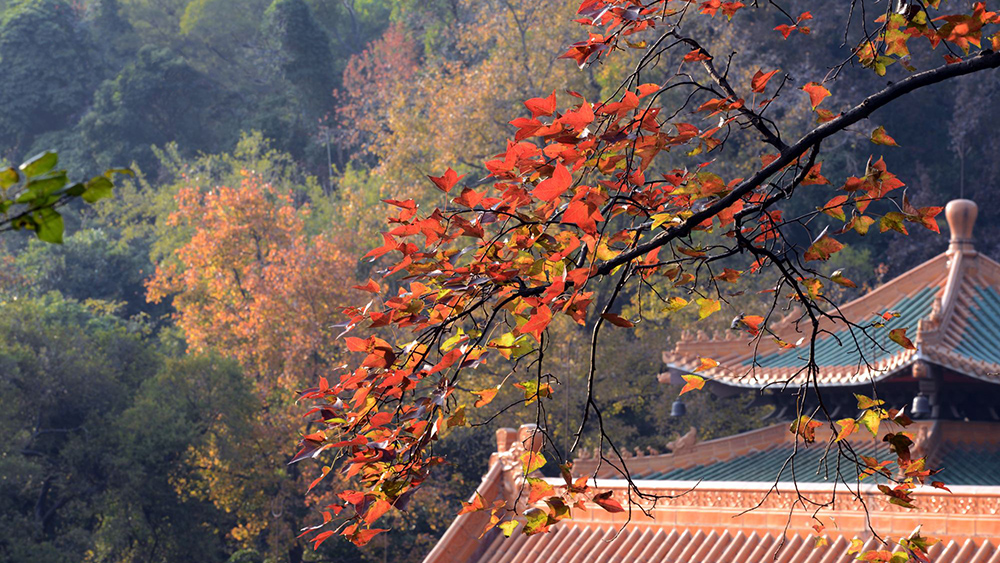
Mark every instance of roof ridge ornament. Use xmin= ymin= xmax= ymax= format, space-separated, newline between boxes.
xmin=946 ymin=199 xmax=978 ymax=255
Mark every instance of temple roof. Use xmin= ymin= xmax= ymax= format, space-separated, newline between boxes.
xmin=424 ymin=422 xmax=1000 ymax=563
xmin=661 ymin=199 xmax=1000 ymax=388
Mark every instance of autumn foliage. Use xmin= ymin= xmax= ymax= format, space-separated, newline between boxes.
xmin=148 ymin=172 xmax=352 ymax=390
xmin=294 ymin=0 xmax=1000 ymax=557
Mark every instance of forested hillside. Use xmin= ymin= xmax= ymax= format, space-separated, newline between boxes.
xmin=0 ymin=1 xmax=997 ymax=562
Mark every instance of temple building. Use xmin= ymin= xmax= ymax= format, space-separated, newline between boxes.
xmin=424 ymin=200 xmax=1000 ymax=563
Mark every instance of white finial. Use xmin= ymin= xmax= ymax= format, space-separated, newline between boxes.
xmin=946 ymin=199 xmax=978 ymax=254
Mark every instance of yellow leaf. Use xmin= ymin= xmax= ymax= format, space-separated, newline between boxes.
xmin=663 ymin=296 xmax=688 ymax=313
xmin=696 ymin=297 xmax=720 ymax=319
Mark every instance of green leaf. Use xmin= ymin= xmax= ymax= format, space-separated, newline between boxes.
xmin=19 ymin=151 xmax=58 ymax=178
xmin=0 ymin=167 xmax=19 ymax=189
xmin=34 ymin=208 xmax=64 ymax=244
xmin=81 ymin=176 xmax=114 ymax=203
xmin=879 ymin=212 xmax=908 ymax=234
xmin=17 ymin=172 xmax=68 ymax=203
xmin=104 ymin=167 xmax=134 ymax=178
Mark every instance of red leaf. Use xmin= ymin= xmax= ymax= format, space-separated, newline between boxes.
xmin=524 ymin=91 xmax=557 ymax=118
xmin=683 ymin=48 xmax=711 ymax=62
xmin=532 ymin=163 xmax=573 ymax=202
xmin=350 ymin=528 xmax=388 ymax=547
xmin=804 ymin=235 xmax=844 ymax=262
xmin=428 ymin=167 xmax=465 ymax=193
xmin=352 ymin=279 xmax=380 ymax=293
xmin=774 ymin=24 xmax=796 ymax=39
xmin=312 ymin=530 xmax=336 ymax=549
xmin=592 ymin=490 xmax=624 ymax=513
xmin=751 ymin=69 xmax=780 ymax=93
xmin=600 ymin=313 xmax=634 ymax=328
xmin=519 ymin=305 xmax=552 ymax=342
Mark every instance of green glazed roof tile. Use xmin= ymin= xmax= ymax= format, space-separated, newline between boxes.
xmin=634 ymin=441 xmax=1000 ymax=486
xmin=746 ymin=288 xmax=938 ymax=370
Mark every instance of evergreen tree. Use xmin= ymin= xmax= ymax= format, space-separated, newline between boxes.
xmin=0 ymin=0 xmax=100 ymax=155
xmin=78 ymin=45 xmax=234 ymax=173
xmin=262 ymin=0 xmax=335 ymax=114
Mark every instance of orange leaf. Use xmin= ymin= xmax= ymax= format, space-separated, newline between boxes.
xmin=637 ymin=83 xmax=661 ymax=98
xmin=459 ymin=491 xmax=488 ymax=515
xmin=527 ymin=477 xmax=556 ymax=503
xmin=821 ymin=195 xmax=848 ymax=221
xmin=694 ymin=357 xmax=718 ymax=372
xmin=835 ymin=418 xmax=858 ymax=442
xmin=831 ymin=269 xmax=857 ymax=288
xmin=679 ymin=374 xmax=705 ymax=396
xmin=802 ymin=82 xmax=831 ymax=109
xmin=364 ymin=499 xmax=392 ymax=524
xmin=473 ymin=387 xmax=498 ymax=408
xmin=790 ymin=415 xmax=821 ymax=443
xmin=804 ymin=235 xmax=843 ymax=262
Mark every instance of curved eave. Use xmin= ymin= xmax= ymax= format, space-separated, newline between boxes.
xmin=664 ymin=353 xmax=918 ymax=389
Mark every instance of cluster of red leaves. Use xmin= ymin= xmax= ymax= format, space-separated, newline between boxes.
xmin=294 ymin=0 xmax=995 ymax=552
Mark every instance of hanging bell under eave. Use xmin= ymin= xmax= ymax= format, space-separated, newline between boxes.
xmin=911 ymin=393 xmax=931 ymax=418
xmin=670 ymin=399 xmax=687 ymax=417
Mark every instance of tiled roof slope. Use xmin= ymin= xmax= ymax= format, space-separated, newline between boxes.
xmin=578 ymin=420 xmax=1000 ymax=487
xmin=469 ymin=524 xmax=1000 ymax=563
xmin=425 ymin=423 xmax=1000 ymax=563
xmin=635 ymin=439 xmax=1000 ymax=486
xmin=662 ymin=200 xmax=1000 ymax=388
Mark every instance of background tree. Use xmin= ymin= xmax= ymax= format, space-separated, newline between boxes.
xmin=0 ymin=0 xmax=100 ymax=156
